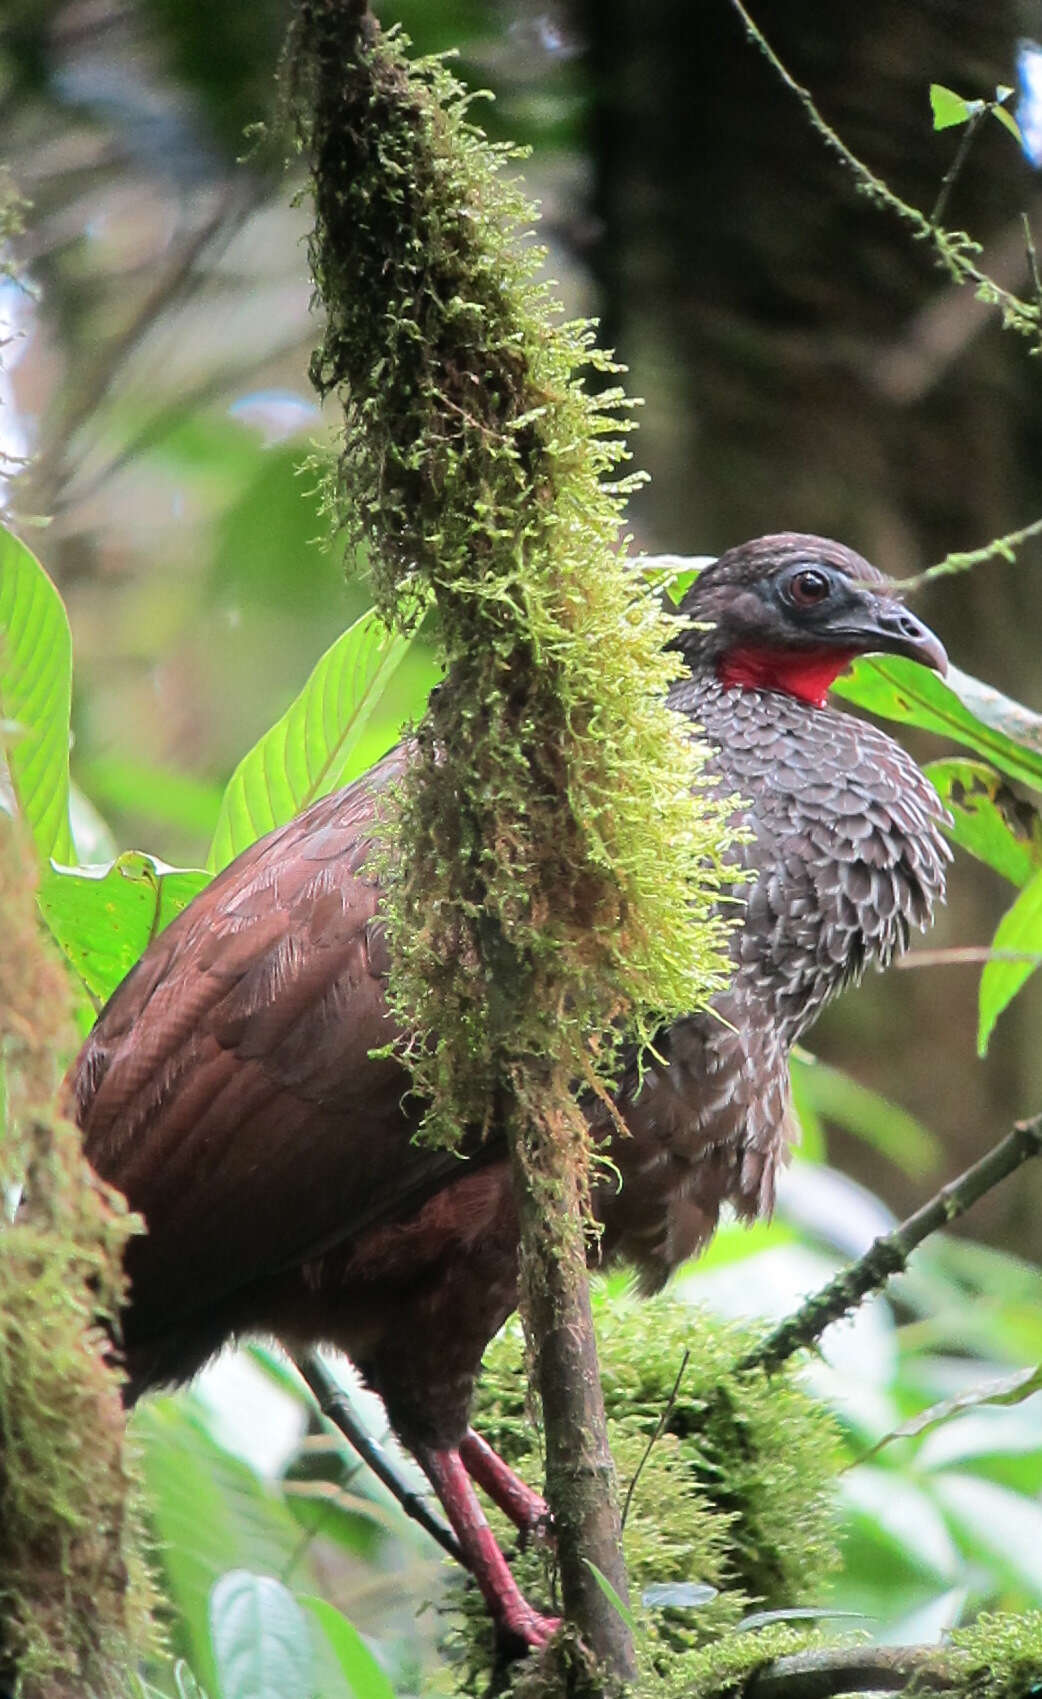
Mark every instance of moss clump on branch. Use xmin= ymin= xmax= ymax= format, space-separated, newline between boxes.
xmin=288 ymin=8 xmax=736 ymax=1157
xmin=0 ymin=824 xmax=157 ymax=1697
xmin=938 ymin=1612 xmax=1042 ymax=1698
xmin=446 ymin=1295 xmax=840 ymax=1691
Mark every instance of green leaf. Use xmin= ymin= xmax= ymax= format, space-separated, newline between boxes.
xmin=135 ymin=1398 xmax=313 ymax=1697
xmin=929 ymin=83 xmax=978 ymax=129
xmin=209 ymin=1572 xmax=313 ymax=1699
xmin=992 ymin=103 xmax=1025 ymax=145
xmin=857 ymin=1365 xmax=1042 ymax=1464
xmin=978 ymin=867 xmax=1042 ymax=1054
xmin=0 ymin=522 xmax=73 ymax=861
xmin=835 ymin=658 xmax=1042 ymax=792
xmin=207 ymin=609 xmax=423 ymax=872
xmin=298 ymin=1597 xmax=395 ymax=1699
xmin=37 ymin=854 xmax=210 ymax=1002
xmin=790 ymin=1055 xmax=940 ymax=1179
xmin=584 ymin=1559 xmax=636 ymax=1634
xmin=925 ymin=758 xmax=1042 ymax=887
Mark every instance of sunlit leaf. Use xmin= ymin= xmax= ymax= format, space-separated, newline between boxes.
xmin=835 ymin=659 xmax=1042 ymax=792
xmin=929 ymin=83 xmax=977 ymax=129
xmin=207 ymin=609 xmax=425 ymax=871
xmin=209 ymin=1572 xmax=313 ymax=1699
xmin=0 ymin=522 xmax=73 ymax=862
xmin=857 ymin=1365 xmax=1042 ymax=1463
xmin=978 ymin=867 xmax=1042 ymax=1054
xmin=932 ymin=1473 xmax=1042 ymax=1597
xmin=298 ymin=1596 xmax=395 ymax=1699
xmin=37 ymin=854 xmax=210 ymax=1003
xmin=925 ymin=758 xmax=1042 ymax=886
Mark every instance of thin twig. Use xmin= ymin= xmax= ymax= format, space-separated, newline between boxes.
xmin=897 ymin=945 xmax=1042 ymax=970
xmin=904 ymin=514 xmax=1042 ymax=588
xmin=291 ymin=1349 xmax=465 ymax=1564
xmin=726 ymin=0 xmax=1037 ymax=335
xmin=929 ymin=104 xmax=988 ymax=228
xmin=619 ymin=1348 xmax=689 ymax=1533
xmin=745 ymin=1643 xmax=952 ymax=1698
xmin=738 ymin=1114 xmax=1042 ymax=1377
xmin=1023 ymin=212 xmax=1042 ymax=353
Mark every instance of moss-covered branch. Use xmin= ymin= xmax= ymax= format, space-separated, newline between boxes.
xmin=738 ymin=1115 xmax=1042 ymax=1379
xmin=287 ymin=3 xmax=735 ymax=1680
xmin=0 ymin=823 xmax=157 ymax=1698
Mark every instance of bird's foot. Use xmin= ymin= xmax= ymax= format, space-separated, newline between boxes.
xmin=459 ymin=1427 xmax=553 ymax=1546
xmin=420 ymin=1446 xmax=559 ymax=1658
xmin=494 ymin=1602 xmax=561 ymax=1656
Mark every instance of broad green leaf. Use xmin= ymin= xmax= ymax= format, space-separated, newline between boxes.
xmin=925 ymin=758 xmax=1042 ymax=886
xmin=135 ymin=1398 xmax=312 ymax=1697
xmin=790 ymin=1055 xmax=940 ymax=1179
xmin=209 ymin=1572 xmax=313 ymax=1699
xmin=208 ymin=609 xmax=423 ymax=872
xmin=929 ymin=84 xmax=978 ymax=129
xmin=37 ymin=854 xmax=210 ymax=1002
xmin=857 ymin=1365 xmax=1042 ymax=1464
xmin=298 ymin=1596 xmax=395 ymax=1699
xmin=0 ymin=522 xmax=73 ymax=861
xmin=835 ymin=658 xmax=1042 ymax=792
xmin=978 ymin=867 xmax=1042 ymax=1054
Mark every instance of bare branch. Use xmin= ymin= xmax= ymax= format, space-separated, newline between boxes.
xmin=739 ymin=1114 xmax=1042 ymax=1377
xmin=292 ymin=1349 xmax=464 ymax=1564
xmin=744 ymin=1643 xmax=952 ymax=1699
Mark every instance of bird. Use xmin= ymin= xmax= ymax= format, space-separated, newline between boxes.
xmin=70 ymin=533 xmax=950 ymax=1651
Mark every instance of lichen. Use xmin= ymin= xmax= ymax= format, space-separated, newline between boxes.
xmin=0 ymin=823 xmax=158 ymax=1696
xmin=441 ymin=1294 xmax=841 ymax=1692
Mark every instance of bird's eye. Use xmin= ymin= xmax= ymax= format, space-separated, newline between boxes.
xmin=785 ymin=568 xmax=831 ymax=608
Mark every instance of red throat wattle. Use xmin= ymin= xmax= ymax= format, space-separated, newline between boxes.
xmin=717 ymin=646 xmax=857 ymax=709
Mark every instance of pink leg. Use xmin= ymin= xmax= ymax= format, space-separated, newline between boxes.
xmin=459 ymin=1428 xmax=551 ymax=1539
xmin=420 ymin=1447 xmax=560 ymax=1651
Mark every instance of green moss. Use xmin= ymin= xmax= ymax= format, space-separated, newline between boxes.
xmin=938 ymin=1612 xmax=1042 ymax=1698
xmin=442 ymin=1293 xmax=841 ymax=1692
xmin=289 ymin=10 xmax=737 ymax=1164
xmin=0 ymin=827 xmax=158 ymax=1696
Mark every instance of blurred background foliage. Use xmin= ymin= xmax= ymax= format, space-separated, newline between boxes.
xmin=7 ymin=0 xmax=1042 ymax=1693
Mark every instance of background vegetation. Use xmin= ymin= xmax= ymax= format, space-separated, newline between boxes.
xmin=6 ymin=1 xmax=1042 ymax=1694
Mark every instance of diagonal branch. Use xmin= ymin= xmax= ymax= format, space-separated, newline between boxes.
xmin=292 ymin=1349 xmax=464 ymax=1564
xmin=739 ymin=1114 xmax=1042 ymax=1378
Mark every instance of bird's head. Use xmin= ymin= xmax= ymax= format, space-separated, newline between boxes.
xmin=672 ymin=533 xmax=947 ymax=709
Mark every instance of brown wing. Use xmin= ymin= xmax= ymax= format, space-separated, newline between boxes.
xmin=71 ymin=748 xmax=480 ymax=1349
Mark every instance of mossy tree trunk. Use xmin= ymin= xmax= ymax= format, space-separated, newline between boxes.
xmin=288 ymin=0 xmax=736 ymax=1683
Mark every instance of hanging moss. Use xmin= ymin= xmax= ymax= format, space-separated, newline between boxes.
xmin=288 ymin=7 xmax=737 ymax=1160
xmin=442 ymin=1294 xmax=841 ymax=1692
xmin=0 ymin=824 xmax=159 ymax=1697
